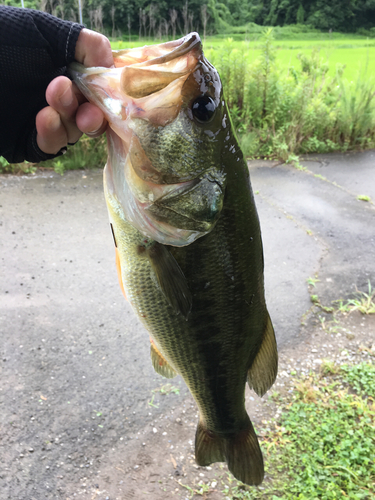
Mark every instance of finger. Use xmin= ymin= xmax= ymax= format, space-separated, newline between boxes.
xmin=36 ymin=106 xmax=82 ymax=155
xmin=76 ymin=102 xmax=108 ymax=137
xmin=45 ymin=76 xmax=83 ymax=145
xmin=75 ymin=29 xmax=114 ymax=68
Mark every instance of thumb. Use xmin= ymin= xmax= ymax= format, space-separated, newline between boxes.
xmin=75 ymin=28 xmax=114 ymax=68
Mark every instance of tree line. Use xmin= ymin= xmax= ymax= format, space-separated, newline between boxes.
xmin=3 ymin=0 xmax=375 ymax=37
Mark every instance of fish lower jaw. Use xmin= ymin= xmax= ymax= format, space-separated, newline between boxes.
xmin=130 ymin=177 xmax=198 ymax=205
xmin=133 ymin=209 xmax=205 ymax=247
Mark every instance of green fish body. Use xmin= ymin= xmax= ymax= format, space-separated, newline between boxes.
xmin=71 ymin=33 xmax=277 ymax=486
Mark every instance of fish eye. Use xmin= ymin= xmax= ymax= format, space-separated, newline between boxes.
xmin=191 ymin=96 xmax=216 ymax=123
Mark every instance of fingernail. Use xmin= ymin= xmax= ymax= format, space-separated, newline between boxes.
xmin=60 ymin=87 xmax=74 ymax=107
xmin=85 ymin=127 xmax=102 ymax=137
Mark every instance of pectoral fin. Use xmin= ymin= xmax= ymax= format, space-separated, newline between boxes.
xmin=147 ymin=242 xmax=192 ymax=319
xmin=110 ymin=223 xmax=127 ymax=301
xmin=150 ymin=340 xmax=177 ymax=379
xmin=247 ymin=313 xmax=278 ymax=397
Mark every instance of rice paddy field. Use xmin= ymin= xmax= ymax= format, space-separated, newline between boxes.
xmin=112 ymin=35 xmax=375 ymax=82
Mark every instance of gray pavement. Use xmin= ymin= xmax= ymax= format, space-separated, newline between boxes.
xmin=0 ymin=151 xmax=374 ymax=498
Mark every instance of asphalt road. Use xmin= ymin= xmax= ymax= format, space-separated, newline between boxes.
xmin=0 ymin=150 xmax=374 ymax=499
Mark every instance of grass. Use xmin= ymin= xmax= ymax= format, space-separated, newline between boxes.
xmin=203 ymin=38 xmax=375 ymax=82
xmin=335 ymin=282 xmax=375 ymax=315
xmin=358 ymin=195 xmax=372 ymax=202
xmin=222 ymin=361 xmax=375 ymax=499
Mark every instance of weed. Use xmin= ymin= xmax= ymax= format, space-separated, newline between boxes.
xmin=357 ymin=194 xmax=371 ymax=202
xmin=0 ymin=156 xmax=36 ymax=175
xmin=208 ymin=31 xmax=375 ymax=161
xmin=177 ymin=479 xmax=211 ymax=497
xmin=286 ymin=154 xmax=305 ymax=170
xmin=335 ymin=281 xmax=375 ymax=315
xmin=53 ymin=160 xmax=65 ymax=176
xmin=310 ymin=294 xmax=319 ymax=304
xmin=155 ymin=383 xmax=180 ymax=396
xmin=310 ymin=294 xmax=334 ymax=313
xmin=314 ymin=173 xmax=329 ymax=181
xmin=319 ymin=314 xmax=343 ymax=335
xmin=44 ymin=135 xmax=106 ymax=175
xmin=295 ymin=377 xmax=318 ymax=402
xmin=320 ymin=359 xmax=340 ymax=375
xmin=341 ymin=362 xmax=375 ymax=397
xmin=148 ymin=394 xmax=159 ymax=408
xmin=307 ymin=276 xmax=320 ymax=287
xmin=148 ymin=383 xmax=180 ymax=408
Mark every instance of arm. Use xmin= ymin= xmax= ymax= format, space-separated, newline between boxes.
xmin=0 ymin=6 xmax=112 ymax=163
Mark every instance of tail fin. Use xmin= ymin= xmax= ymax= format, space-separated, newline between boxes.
xmin=195 ymin=417 xmax=264 ymax=486
xmin=225 ymin=421 xmax=264 ymax=486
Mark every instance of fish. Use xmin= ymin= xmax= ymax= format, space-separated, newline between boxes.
xmin=70 ymin=32 xmax=277 ymax=486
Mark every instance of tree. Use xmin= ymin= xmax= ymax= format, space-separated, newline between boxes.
xmin=296 ymin=4 xmax=304 ymax=23
xmin=169 ymin=8 xmax=178 ymax=39
xmin=201 ymin=4 xmax=209 ymax=40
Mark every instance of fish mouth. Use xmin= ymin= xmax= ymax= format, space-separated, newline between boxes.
xmin=118 ymin=33 xmax=201 ymax=99
xmin=70 ymin=32 xmax=202 ymax=102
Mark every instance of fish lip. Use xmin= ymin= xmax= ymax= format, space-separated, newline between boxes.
xmin=70 ymin=32 xmax=202 ymax=77
xmin=135 ymin=32 xmax=202 ymax=68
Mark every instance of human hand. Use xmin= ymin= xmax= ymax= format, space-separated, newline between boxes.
xmin=36 ymin=29 xmax=114 ymax=156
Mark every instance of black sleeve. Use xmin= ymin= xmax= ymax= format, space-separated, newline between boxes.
xmin=0 ymin=6 xmax=84 ymax=163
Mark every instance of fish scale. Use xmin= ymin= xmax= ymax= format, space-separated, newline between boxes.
xmin=71 ymin=32 xmax=277 ymax=486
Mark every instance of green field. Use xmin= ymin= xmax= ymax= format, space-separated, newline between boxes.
xmin=112 ymin=36 xmax=375 ymax=82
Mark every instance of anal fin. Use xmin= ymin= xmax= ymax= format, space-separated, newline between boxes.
xmin=150 ymin=340 xmax=177 ymax=379
xmin=195 ymin=416 xmax=264 ymax=486
xmin=247 ymin=312 xmax=278 ymax=397
xmin=147 ymin=242 xmax=192 ymax=319
xmin=195 ymin=419 xmax=226 ymax=466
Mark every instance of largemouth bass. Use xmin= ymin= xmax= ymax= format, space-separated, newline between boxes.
xmin=71 ymin=32 xmax=277 ymax=486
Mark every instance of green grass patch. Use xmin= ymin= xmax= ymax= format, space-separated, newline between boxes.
xmin=223 ymin=362 xmax=375 ymax=499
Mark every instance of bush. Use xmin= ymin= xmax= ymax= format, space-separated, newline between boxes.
xmin=208 ymin=28 xmax=375 ymax=159
xmin=43 ymin=135 xmax=107 ymax=174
